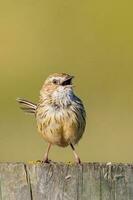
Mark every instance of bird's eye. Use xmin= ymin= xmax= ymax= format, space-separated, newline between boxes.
xmin=53 ymin=79 xmax=58 ymax=84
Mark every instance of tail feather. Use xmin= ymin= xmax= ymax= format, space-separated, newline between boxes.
xmin=16 ymin=98 xmax=37 ymax=114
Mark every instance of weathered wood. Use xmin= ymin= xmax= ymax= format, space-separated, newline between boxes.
xmin=0 ymin=162 xmax=133 ymax=200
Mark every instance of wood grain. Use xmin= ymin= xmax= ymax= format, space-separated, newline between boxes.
xmin=0 ymin=163 xmax=133 ymax=200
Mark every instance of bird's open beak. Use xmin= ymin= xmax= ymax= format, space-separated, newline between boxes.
xmin=62 ymin=76 xmax=74 ymax=86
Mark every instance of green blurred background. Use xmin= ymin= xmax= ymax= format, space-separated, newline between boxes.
xmin=0 ymin=0 xmax=133 ymax=163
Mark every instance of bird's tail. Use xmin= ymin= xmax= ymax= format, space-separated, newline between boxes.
xmin=16 ymin=98 xmax=37 ymax=114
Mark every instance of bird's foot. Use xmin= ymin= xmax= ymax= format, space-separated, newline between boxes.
xmin=43 ymin=159 xmax=51 ymax=163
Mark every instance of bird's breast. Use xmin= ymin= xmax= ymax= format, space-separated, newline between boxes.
xmin=36 ymin=103 xmax=85 ymax=147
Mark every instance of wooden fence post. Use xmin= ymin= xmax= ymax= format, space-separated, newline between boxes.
xmin=0 ymin=162 xmax=133 ymax=200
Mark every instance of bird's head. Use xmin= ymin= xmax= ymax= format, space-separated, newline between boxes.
xmin=45 ymin=73 xmax=74 ymax=87
xmin=40 ymin=73 xmax=74 ymax=104
xmin=40 ymin=73 xmax=74 ymax=95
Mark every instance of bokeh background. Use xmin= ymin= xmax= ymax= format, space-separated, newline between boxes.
xmin=0 ymin=0 xmax=133 ymax=163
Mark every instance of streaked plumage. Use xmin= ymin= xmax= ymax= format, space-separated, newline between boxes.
xmin=17 ymin=73 xmax=86 ymax=163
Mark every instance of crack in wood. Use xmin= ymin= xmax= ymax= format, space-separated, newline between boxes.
xmin=24 ymin=164 xmax=33 ymax=200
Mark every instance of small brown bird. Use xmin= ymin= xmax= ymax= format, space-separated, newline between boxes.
xmin=17 ymin=73 xmax=86 ymax=163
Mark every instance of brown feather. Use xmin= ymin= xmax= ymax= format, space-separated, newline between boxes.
xmin=16 ymin=98 xmax=37 ymax=114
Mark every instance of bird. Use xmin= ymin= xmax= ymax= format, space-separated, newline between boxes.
xmin=17 ymin=73 xmax=86 ymax=163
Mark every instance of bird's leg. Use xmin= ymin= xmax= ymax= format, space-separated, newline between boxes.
xmin=43 ymin=143 xmax=52 ymax=163
xmin=70 ymin=143 xmax=81 ymax=164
